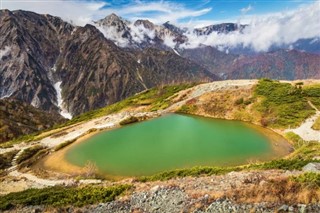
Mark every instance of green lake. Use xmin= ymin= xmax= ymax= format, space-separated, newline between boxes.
xmin=65 ymin=114 xmax=290 ymax=177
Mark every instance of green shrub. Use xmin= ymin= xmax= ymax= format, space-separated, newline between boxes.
xmin=0 ymin=150 xmax=19 ymax=170
xmin=16 ymin=145 xmax=44 ymax=164
xmin=312 ymin=116 xmax=320 ymax=130
xmin=291 ymin=172 xmax=320 ymax=187
xmin=250 ymin=159 xmax=320 ymax=171
xmin=137 ymin=166 xmax=239 ymax=182
xmin=177 ymin=104 xmax=198 ymax=114
xmin=54 ymin=139 xmax=77 ymax=151
xmin=234 ymin=97 xmax=244 ymax=105
xmin=254 ymin=79 xmax=315 ymax=128
xmin=284 ymin=132 xmax=306 ymax=149
xmin=56 ymin=83 xmax=196 ymax=128
xmin=0 ymin=185 xmax=131 ymax=211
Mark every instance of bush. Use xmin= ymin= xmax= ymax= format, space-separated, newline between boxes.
xmin=137 ymin=166 xmax=239 ymax=182
xmin=312 ymin=116 xmax=320 ymax=130
xmin=254 ymin=79 xmax=315 ymax=128
xmin=0 ymin=150 xmax=19 ymax=170
xmin=285 ymin=132 xmax=306 ymax=149
xmin=0 ymin=185 xmax=131 ymax=210
xmin=234 ymin=97 xmax=244 ymax=105
xmin=16 ymin=145 xmax=44 ymax=164
xmin=291 ymin=172 xmax=320 ymax=187
xmin=250 ymin=159 xmax=320 ymax=171
xmin=54 ymin=139 xmax=77 ymax=151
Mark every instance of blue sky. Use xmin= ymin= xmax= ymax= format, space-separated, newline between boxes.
xmin=2 ymin=0 xmax=319 ymax=27
xmin=102 ymin=0 xmax=315 ymax=23
xmin=1 ymin=0 xmax=319 ymax=51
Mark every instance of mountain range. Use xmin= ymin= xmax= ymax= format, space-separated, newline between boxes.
xmin=0 ymin=9 xmax=319 ymax=122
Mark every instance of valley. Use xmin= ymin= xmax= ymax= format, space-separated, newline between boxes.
xmin=1 ymin=4 xmax=320 ymax=212
xmin=0 ymin=79 xmax=320 ymax=212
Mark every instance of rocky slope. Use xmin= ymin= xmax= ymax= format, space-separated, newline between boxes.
xmin=1 ymin=9 xmax=319 ymax=117
xmin=55 ymin=25 xmax=216 ymax=115
xmin=0 ymin=98 xmax=66 ymax=143
xmin=227 ymin=49 xmax=320 ymax=80
xmin=0 ymin=10 xmax=216 ymax=116
xmin=0 ymin=10 xmax=74 ymax=112
xmin=182 ymin=47 xmax=320 ymax=80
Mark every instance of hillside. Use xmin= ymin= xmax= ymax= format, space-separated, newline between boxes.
xmin=0 ymin=10 xmax=216 ymax=117
xmin=0 ymin=98 xmax=66 ymax=143
xmin=1 ymin=9 xmax=319 ymax=119
xmin=0 ymin=80 xmax=319 ymax=212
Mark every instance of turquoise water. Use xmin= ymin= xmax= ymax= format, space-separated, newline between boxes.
xmin=66 ymin=114 xmax=278 ymax=177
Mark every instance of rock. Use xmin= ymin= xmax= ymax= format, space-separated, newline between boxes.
xmin=278 ymin=204 xmax=289 ymax=212
xmin=151 ymin=185 xmax=160 ymax=192
xmin=302 ymin=163 xmax=320 ymax=173
xmin=78 ymin=179 xmax=102 ymax=184
xmin=298 ymin=204 xmax=306 ymax=213
xmin=288 ymin=206 xmax=294 ymax=212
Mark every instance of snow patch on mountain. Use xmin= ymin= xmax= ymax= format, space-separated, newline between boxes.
xmin=172 ymin=48 xmax=180 ymax=56
xmin=0 ymin=46 xmax=11 ymax=60
xmin=94 ymin=1 xmax=319 ymax=53
xmin=54 ymin=81 xmax=72 ymax=119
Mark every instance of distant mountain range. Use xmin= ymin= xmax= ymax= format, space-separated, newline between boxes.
xmin=0 ymin=9 xmax=319 ymax=119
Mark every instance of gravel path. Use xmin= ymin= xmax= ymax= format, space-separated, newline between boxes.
xmin=285 ymin=101 xmax=320 ymax=141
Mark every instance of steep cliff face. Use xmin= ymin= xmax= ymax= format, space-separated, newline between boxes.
xmin=134 ymin=48 xmax=217 ymax=87
xmin=0 ymin=10 xmax=216 ymax=116
xmin=0 ymin=10 xmax=74 ymax=111
xmin=55 ymin=25 xmax=217 ymax=115
xmin=1 ymin=10 xmax=319 ymax=118
xmin=55 ymin=24 xmax=146 ymax=115
xmin=0 ymin=98 xmax=66 ymax=143
xmin=181 ymin=46 xmax=237 ymax=79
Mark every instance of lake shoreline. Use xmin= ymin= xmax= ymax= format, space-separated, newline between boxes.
xmin=40 ymin=113 xmax=293 ymax=179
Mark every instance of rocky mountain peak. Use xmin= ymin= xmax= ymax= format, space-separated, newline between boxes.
xmin=96 ymin=13 xmax=130 ymax=29
xmin=194 ymin=23 xmax=247 ymax=35
xmin=134 ymin=19 xmax=155 ymax=30
xmin=162 ymin=21 xmax=185 ymax=35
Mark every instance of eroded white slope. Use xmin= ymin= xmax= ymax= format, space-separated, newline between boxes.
xmin=54 ymin=81 xmax=72 ymax=119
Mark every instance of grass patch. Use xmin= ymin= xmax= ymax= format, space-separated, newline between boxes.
xmin=291 ymin=172 xmax=320 ymax=188
xmin=53 ymin=83 xmax=196 ymax=128
xmin=312 ymin=116 xmax=320 ymax=130
xmin=1 ymin=83 xmax=196 ymax=148
xmin=137 ymin=166 xmax=239 ymax=182
xmin=177 ymin=104 xmax=198 ymax=114
xmin=284 ymin=132 xmax=306 ymax=149
xmin=249 ymin=159 xmax=319 ymax=171
xmin=291 ymin=142 xmax=320 ymax=160
xmin=54 ymin=139 xmax=77 ymax=151
xmin=254 ymin=79 xmax=315 ymax=128
xmin=0 ymin=185 xmax=131 ymax=211
xmin=0 ymin=150 xmax=19 ymax=170
xmin=303 ymin=84 xmax=320 ymax=109
xmin=16 ymin=145 xmax=44 ymax=165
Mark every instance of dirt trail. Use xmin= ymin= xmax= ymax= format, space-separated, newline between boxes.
xmin=285 ymin=101 xmax=320 ymax=141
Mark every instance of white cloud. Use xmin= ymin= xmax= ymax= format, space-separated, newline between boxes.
xmin=116 ymin=1 xmax=212 ymax=24
xmin=2 ymin=0 xmax=319 ymax=52
xmin=240 ymin=4 xmax=253 ymax=14
xmin=2 ymin=0 xmax=107 ymax=26
xmin=2 ymin=0 xmax=211 ymax=26
xmin=181 ymin=2 xmax=320 ymax=52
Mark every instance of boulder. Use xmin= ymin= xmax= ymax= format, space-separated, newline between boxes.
xmin=302 ymin=163 xmax=320 ymax=173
